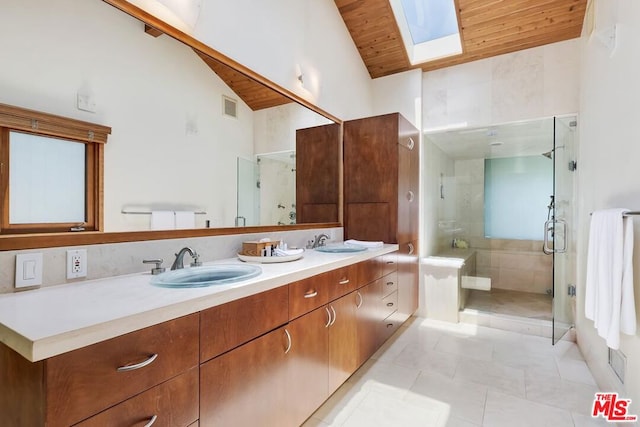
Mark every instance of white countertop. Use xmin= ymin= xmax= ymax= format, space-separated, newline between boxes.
xmin=0 ymin=245 xmax=397 ymax=362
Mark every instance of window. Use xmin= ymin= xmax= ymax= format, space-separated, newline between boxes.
xmin=484 ymin=156 xmax=552 ymax=240
xmin=0 ymin=103 xmax=111 ymax=234
xmin=390 ymin=0 xmax=462 ymax=64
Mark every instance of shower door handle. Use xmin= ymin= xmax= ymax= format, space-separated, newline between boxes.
xmin=543 ymin=219 xmax=567 ymax=254
xmin=555 ymin=219 xmax=567 ymax=253
xmin=543 ymin=220 xmax=553 ymax=254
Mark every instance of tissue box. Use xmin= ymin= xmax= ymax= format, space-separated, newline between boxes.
xmin=241 ymin=241 xmax=279 ymax=256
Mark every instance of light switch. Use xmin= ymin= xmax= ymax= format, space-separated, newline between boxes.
xmin=23 ymin=260 xmax=36 ymax=280
xmin=15 ymin=253 xmax=43 ymax=288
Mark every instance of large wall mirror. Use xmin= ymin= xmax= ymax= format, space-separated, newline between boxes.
xmin=0 ymin=0 xmax=341 ymax=250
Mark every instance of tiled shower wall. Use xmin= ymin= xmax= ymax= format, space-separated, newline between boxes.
xmin=440 ymin=158 xmax=552 ymax=294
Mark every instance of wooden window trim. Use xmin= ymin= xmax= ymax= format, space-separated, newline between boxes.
xmin=0 ymin=103 xmax=111 ymax=235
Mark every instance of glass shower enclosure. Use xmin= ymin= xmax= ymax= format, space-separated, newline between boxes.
xmin=550 ymin=116 xmax=577 ymax=344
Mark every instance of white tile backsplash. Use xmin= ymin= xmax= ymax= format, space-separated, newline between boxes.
xmin=0 ymin=227 xmax=342 ymax=294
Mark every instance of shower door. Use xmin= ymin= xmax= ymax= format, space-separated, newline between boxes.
xmin=552 ymin=116 xmax=577 ymax=344
xmin=236 ymin=157 xmax=259 ymax=227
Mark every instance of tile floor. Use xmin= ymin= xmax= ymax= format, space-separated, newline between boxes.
xmin=465 ymin=289 xmax=552 ymax=321
xmin=303 ymin=317 xmax=608 ymax=427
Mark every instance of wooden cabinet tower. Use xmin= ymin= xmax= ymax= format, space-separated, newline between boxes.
xmin=344 ymin=112 xmax=420 ymax=320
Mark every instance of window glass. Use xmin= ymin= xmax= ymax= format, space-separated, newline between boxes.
xmin=484 ymin=156 xmax=552 ymax=240
xmin=9 ymin=131 xmax=86 ymax=224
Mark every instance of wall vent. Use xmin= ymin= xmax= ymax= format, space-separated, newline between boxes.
xmin=222 ymin=95 xmax=238 ymax=119
xmin=609 ymin=347 xmax=626 ymax=383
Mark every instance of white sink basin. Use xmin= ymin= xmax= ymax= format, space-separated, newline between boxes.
xmin=315 ymin=244 xmax=367 ymax=253
xmin=150 ymin=264 xmax=262 ymax=288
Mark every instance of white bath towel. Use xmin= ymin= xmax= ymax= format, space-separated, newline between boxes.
xmin=174 ymin=211 xmax=196 ymax=229
xmin=150 ymin=211 xmax=175 ymax=230
xmin=585 ymin=208 xmax=637 ymax=349
xmin=344 ymin=239 xmax=384 ymax=248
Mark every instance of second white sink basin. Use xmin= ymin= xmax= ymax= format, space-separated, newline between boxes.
xmin=315 ymin=244 xmax=367 ymax=253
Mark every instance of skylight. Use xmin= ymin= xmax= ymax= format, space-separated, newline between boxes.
xmin=390 ymin=0 xmax=462 ymax=65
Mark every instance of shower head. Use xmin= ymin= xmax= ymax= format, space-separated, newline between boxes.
xmin=542 ymin=150 xmax=553 ymax=159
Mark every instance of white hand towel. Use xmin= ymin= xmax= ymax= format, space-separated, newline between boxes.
xmin=344 ymin=239 xmax=384 ymax=248
xmin=274 ymin=248 xmax=304 ymax=257
xmin=585 ymin=208 xmax=636 ymax=349
xmin=175 ymin=211 xmax=195 ymax=229
xmin=150 ymin=211 xmax=175 ymax=230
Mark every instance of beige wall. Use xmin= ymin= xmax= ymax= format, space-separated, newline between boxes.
xmin=476 ymin=242 xmax=552 ymax=295
xmin=576 ymin=0 xmax=640 ymax=403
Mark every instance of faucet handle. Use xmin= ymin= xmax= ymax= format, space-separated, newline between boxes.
xmin=143 ymin=259 xmax=166 ymax=275
xmin=190 ymin=252 xmax=202 ymax=267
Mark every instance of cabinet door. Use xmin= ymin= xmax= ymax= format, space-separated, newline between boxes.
xmin=296 ymin=123 xmax=340 ymax=223
xmin=200 ymin=326 xmax=289 ymax=427
xmin=286 ymin=307 xmax=329 ymax=427
xmin=356 ymin=280 xmax=382 ymax=367
xmin=398 ymin=143 xmax=412 ymax=244
xmin=397 ymin=241 xmax=419 ymax=322
xmin=75 ymin=368 xmax=198 ymax=427
xmin=328 ymin=292 xmax=359 ymax=393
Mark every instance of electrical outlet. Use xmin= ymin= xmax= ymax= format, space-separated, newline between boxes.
xmin=66 ymin=249 xmax=87 ymax=279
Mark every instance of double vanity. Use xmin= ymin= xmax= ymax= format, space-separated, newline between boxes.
xmin=0 ymin=243 xmax=413 ymax=426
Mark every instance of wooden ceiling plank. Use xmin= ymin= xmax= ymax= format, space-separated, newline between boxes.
xmin=464 ymin=18 xmax=584 ymax=49
xmin=461 ymin=1 xmax=585 ymax=35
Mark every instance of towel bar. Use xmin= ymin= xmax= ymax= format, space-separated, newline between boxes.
xmin=589 ymin=211 xmax=640 ymax=216
xmin=121 ymin=209 xmax=207 ymax=215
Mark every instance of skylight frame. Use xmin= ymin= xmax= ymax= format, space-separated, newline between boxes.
xmin=389 ymin=0 xmax=463 ymax=65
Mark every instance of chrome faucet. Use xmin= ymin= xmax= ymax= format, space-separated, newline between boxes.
xmin=309 ymin=234 xmax=330 ymax=249
xmin=171 ymin=247 xmax=202 ymax=270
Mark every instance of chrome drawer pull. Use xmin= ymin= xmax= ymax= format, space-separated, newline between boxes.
xmin=386 ymin=261 xmax=395 ymax=264
xmin=116 ymin=353 xmax=158 ymax=372
xmin=338 ymin=279 xmax=350 ymax=285
xmin=408 ymin=242 xmax=414 ymax=255
xmin=304 ymin=290 xmax=318 ymax=298
xmin=387 ymin=302 xmax=394 ymax=307
xmin=407 ymin=190 xmax=415 ymax=202
xmin=284 ymin=329 xmax=292 ymax=354
xmin=387 ymin=323 xmax=394 ymax=328
xmin=408 ymin=137 xmax=415 ymax=150
xmin=143 ymin=415 xmax=158 ymax=427
xmin=386 ymin=281 xmax=394 ymax=286
xmin=329 ymin=306 xmax=337 ymax=326
xmin=325 ymin=307 xmax=332 ymax=328
xmin=356 ymin=291 xmax=363 ymax=309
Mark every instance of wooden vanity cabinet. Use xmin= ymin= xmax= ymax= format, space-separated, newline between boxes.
xmin=0 ymin=313 xmax=199 ymax=427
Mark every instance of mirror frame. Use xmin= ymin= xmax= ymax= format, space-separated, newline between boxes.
xmin=0 ymin=0 xmax=342 ymax=251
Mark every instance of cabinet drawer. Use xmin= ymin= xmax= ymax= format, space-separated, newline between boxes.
xmin=289 ymin=273 xmax=330 ymax=320
xmin=379 ymin=311 xmax=402 ymax=342
xmin=357 ymin=258 xmax=380 ymax=287
xmin=381 ymin=252 xmax=398 ymax=276
xmin=381 ymin=271 xmax=398 ymax=298
xmin=381 ymin=290 xmax=398 ymax=319
xmin=327 ymin=265 xmax=358 ymax=301
xmin=75 ymin=368 xmax=199 ymax=427
xmin=46 ymin=314 xmax=199 ymax=427
xmin=200 ymin=286 xmax=288 ymax=362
